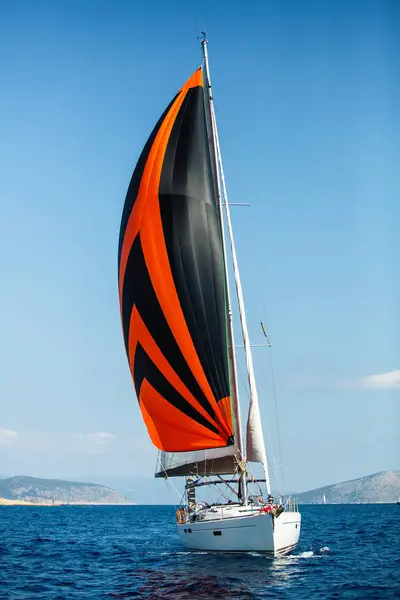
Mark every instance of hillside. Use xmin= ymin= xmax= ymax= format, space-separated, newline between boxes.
xmin=0 ymin=476 xmax=133 ymax=505
xmin=297 ymin=470 xmax=400 ymax=504
xmin=1 ymin=471 xmax=398 ymax=506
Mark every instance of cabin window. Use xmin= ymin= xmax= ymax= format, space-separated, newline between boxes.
xmin=187 ymin=528 xmax=192 ymax=533
xmin=184 ymin=529 xmax=187 ymax=533
xmin=213 ymin=531 xmax=222 ymax=536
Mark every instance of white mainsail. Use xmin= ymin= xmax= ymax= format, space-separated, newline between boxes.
xmin=204 ymin=53 xmax=271 ymax=495
xmin=246 ymin=397 xmax=268 ymax=465
xmin=155 ymin=445 xmax=240 ymax=478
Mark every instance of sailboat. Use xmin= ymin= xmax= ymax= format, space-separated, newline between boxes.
xmin=323 ymin=493 xmax=327 ymax=504
xmin=118 ymin=35 xmax=301 ymax=556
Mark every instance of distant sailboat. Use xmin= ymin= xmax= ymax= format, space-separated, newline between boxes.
xmin=118 ymin=34 xmax=301 ymax=556
xmin=323 ymin=493 xmax=327 ymax=504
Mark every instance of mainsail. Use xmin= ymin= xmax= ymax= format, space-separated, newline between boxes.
xmin=118 ymin=68 xmax=237 ymax=467
xmin=155 ymin=445 xmax=239 ymax=478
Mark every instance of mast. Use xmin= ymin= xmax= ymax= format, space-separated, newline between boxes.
xmin=200 ymin=34 xmax=271 ymax=496
xmin=201 ymin=34 xmax=247 ymax=504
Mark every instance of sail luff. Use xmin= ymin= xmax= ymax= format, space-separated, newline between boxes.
xmin=201 ymin=36 xmax=248 ymax=503
xmin=201 ymin=38 xmax=271 ymax=496
xmin=200 ymin=41 xmax=244 ymax=454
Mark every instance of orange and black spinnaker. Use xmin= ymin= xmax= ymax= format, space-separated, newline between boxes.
xmin=118 ymin=68 xmax=234 ymax=453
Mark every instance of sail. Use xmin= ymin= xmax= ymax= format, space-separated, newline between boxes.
xmin=118 ymin=68 xmax=235 ymax=456
xmin=246 ymin=397 xmax=268 ymax=464
xmin=155 ymin=446 xmax=239 ymax=478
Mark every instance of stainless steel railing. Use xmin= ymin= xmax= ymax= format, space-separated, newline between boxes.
xmin=284 ymin=496 xmax=298 ymax=512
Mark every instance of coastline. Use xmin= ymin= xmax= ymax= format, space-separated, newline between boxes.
xmin=0 ymin=497 xmax=138 ymax=506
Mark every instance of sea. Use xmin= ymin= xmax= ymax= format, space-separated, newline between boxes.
xmin=0 ymin=504 xmax=399 ymax=600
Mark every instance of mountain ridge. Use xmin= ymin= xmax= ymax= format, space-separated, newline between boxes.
xmin=1 ymin=470 xmax=398 ymax=505
xmin=295 ymin=470 xmax=400 ymax=504
xmin=0 ymin=475 xmax=134 ymax=505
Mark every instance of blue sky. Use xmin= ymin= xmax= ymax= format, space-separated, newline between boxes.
xmin=0 ymin=0 xmax=398 ymax=497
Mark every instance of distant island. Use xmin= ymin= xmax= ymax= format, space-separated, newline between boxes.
xmin=0 ymin=476 xmax=136 ymax=506
xmin=296 ymin=470 xmax=400 ymax=504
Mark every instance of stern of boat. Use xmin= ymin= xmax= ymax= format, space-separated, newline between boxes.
xmin=273 ymin=510 xmax=301 ymax=556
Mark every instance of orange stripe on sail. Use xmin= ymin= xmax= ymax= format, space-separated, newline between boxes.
xmin=128 ymin=306 xmax=221 ymax=431
xmin=139 ymin=379 xmax=228 ymax=452
xmin=139 ymin=117 xmax=233 ymax=441
xmin=118 ymin=68 xmax=203 ymax=303
xmin=218 ymin=397 xmax=233 ymax=431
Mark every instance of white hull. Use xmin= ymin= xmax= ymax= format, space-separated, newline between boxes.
xmin=178 ymin=510 xmax=301 ymax=556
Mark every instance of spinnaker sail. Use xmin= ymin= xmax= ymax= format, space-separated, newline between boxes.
xmin=118 ymin=68 xmax=236 ymax=456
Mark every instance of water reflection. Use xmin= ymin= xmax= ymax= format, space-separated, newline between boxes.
xmin=110 ymin=550 xmax=308 ymax=599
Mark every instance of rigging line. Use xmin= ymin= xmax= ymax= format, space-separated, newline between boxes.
xmin=258 ymin=377 xmax=282 ymax=494
xmin=216 ymin=485 xmax=233 ymax=504
xmin=217 ymin=474 xmax=238 ymax=497
xmin=256 ymin=423 xmax=279 ymax=493
xmin=246 ymin=467 xmax=261 ymax=497
xmin=258 ymin=280 xmax=285 ymax=494
xmin=268 ymin=346 xmax=285 ymax=493
xmin=154 ymin=449 xmax=182 ymax=503
xmin=236 ymin=357 xmax=250 ymax=398
xmin=265 ymin=452 xmax=280 ymax=495
xmin=251 ymin=347 xmax=279 ymax=480
xmin=174 ymin=484 xmax=186 ymax=511
xmin=250 ymin=479 xmax=264 ymax=498
xmin=237 ymin=325 xmax=280 ymax=492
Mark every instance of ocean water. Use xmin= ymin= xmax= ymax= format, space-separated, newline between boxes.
xmin=0 ymin=504 xmax=399 ymax=599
